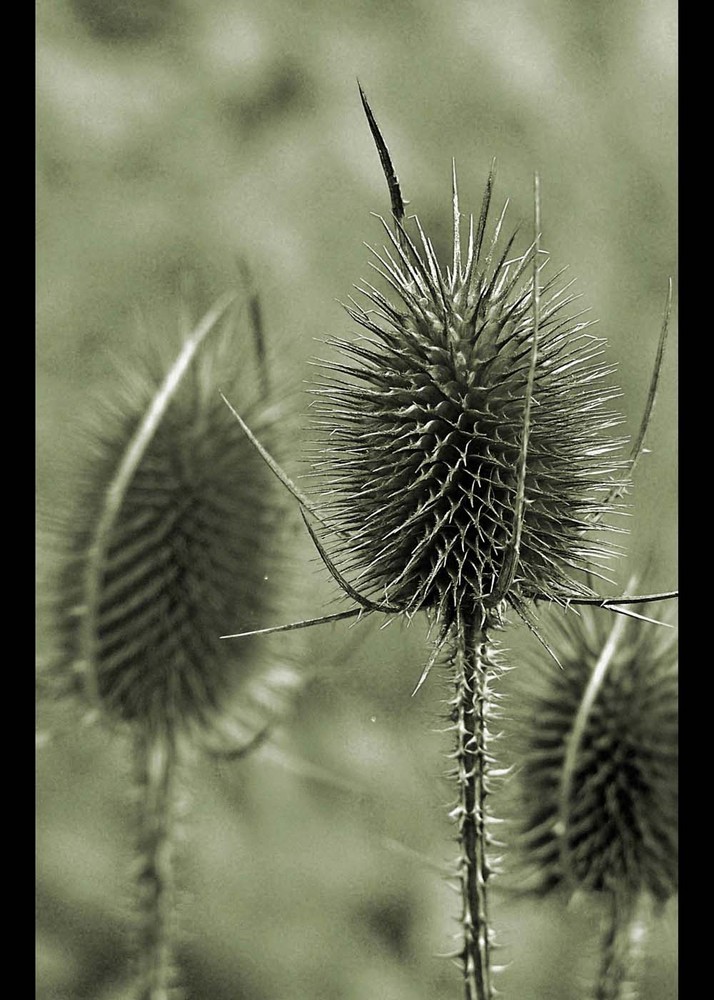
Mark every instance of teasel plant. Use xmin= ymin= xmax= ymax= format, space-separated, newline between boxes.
xmin=511 ymin=591 xmax=677 ymax=1000
xmin=220 ymin=86 xmax=677 ymax=1000
xmin=37 ymin=287 xmax=303 ymax=1000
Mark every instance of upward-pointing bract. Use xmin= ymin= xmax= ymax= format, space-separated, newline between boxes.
xmin=310 ymin=172 xmax=627 ymax=630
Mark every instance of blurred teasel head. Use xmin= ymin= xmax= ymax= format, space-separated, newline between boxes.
xmin=41 ymin=293 xmax=290 ymax=743
xmin=309 ymin=99 xmax=627 ymax=632
xmin=516 ymin=601 xmax=678 ymax=904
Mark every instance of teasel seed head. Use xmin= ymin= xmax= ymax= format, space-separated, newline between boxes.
xmin=309 ymin=167 xmax=627 ymax=631
xmin=43 ymin=294 xmax=289 ymax=743
xmin=516 ymin=601 xmax=678 ymax=904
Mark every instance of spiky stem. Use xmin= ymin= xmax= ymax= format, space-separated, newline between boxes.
xmin=450 ymin=614 xmax=497 ymax=1000
xmin=595 ymin=891 xmax=648 ymax=1000
xmin=134 ymin=729 xmax=181 ymax=1000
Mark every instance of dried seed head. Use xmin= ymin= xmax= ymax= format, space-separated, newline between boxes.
xmin=43 ymin=298 xmax=286 ymax=740
xmin=517 ymin=604 xmax=678 ymax=903
xmin=310 ymin=173 xmax=627 ymax=627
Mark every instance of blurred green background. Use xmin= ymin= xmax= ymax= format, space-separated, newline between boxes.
xmin=36 ymin=1 xmax=677 ymax=998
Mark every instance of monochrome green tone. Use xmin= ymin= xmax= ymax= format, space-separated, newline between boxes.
xmin=37 ymin=3 xmax=677 ymax=997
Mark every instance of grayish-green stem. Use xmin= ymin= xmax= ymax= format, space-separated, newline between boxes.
xmin=451 ymin=616 xmax=495 ymax=1000
xmin=134 ymin=730 xmax=180 ymax=1000
xmin=595 ymin=891 xmax=649 ymax=1000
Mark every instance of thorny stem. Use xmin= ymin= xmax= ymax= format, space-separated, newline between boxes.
xmin=595 ymin=891 xmax=649 ymax=1000
xmin=134 ymin=730 xmax=180 ymax=1000
xmin=450 ymin=614 xmax=497 ymax=1000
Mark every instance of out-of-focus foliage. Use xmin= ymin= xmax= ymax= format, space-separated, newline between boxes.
xmin=36 ymin=1 xmax=677 ymax=998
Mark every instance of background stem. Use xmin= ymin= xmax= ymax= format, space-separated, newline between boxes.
xmin=451 ymin=616 xmax=495 ymax=1000
xmin=134 ymin=729 xmax=180 ymax=1000
xmin=595 ymin=891 xmax=648 ymax=1000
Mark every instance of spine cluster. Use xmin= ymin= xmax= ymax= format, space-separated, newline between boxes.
xmin=311 ymin=169 xmax=626 ymax=631
xmin=51 ymin=298 xmax=283 ymax=741
xmin=518 ymin=605 xmax=677 ymax=903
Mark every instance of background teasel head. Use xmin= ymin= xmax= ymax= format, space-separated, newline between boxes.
xmin=40 ymin=292 xmax=295 ymax=745
xmin=309 ymin=158 xmax=628 ymax=632
xmin=514 ymin=600 xmax=678 ymax=905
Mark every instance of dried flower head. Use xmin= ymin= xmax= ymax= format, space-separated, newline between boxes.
xmin=516 ymin=602 xmax=678 ymax=903
xmin=43 ymin=295 xmax=288 ymax=741
xmin=309 ymin=164 xmax=626 ymax=632
xmin=212 ymin=90 xmax=676 ymax=1000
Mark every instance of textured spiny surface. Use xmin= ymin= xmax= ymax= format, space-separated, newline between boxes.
xmin=517 ymin=605 xmax=678 ymax=902
xmin=311 ymin=174 xmax=626 ymax=627
xmin=49 ymin=310 xmax=281 ymax=737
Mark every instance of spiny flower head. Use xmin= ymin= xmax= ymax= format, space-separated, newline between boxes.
xmin=516 ymin=603 xmax=678 ymax=903
xmin=43 ymin=296 xmax=287 ymax=741
xmin=310 ymin=170 xmax=626 ymax=629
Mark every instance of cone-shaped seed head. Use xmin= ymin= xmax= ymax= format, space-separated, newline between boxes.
xmin=311 ymin=176 xmax=626 ymax=626
xmin=49 ymin=306 xmax=282 ymax=737
xmin=518 ymin=606 xmax=678 ymax=902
